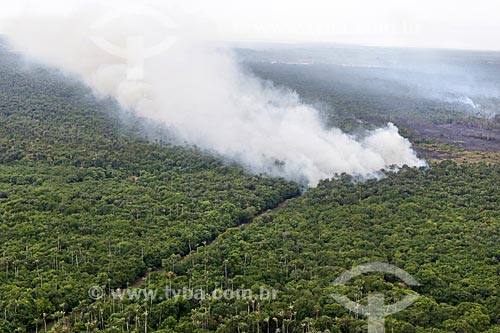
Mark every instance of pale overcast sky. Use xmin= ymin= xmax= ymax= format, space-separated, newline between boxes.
xmin=1 ymin=0 xmax=500 ymax=51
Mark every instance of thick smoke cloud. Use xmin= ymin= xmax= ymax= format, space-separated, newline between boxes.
xmin=1 ymin=1 xmax=425 ymax=186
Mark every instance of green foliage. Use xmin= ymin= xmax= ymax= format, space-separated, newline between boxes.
xmin=129 ymin=162 xmax=499 ymax=332
xmin=1 ymin=43 xmax=499 ymax=333
xmin=0 ymin=45 xmax=299 ymax=332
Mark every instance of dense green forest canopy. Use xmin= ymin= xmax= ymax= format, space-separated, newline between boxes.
xmin=0 ymin=43 xmax=499 ymax=333
xmin=39 ymin=162 xmax=499 ymax=333
xmin=155 ymin=162 xmax=500 ymax=333
xmin=0 ymin=44 xmax=299 ymax=332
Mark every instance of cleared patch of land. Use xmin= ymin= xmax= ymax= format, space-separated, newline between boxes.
xmin=398 ymin=119 xmax=500 ymax=152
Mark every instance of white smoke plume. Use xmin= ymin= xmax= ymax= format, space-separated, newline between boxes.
xmin=1 ymin=0 xmax=425 ymax=186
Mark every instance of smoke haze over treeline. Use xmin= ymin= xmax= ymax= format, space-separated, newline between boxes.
xmin=1 ymin=0 xmax=426 ymax=186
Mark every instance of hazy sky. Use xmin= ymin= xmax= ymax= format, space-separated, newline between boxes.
xmin=1 ymin=0 xmax=500 ymax=51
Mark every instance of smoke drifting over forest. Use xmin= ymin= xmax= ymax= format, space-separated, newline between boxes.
xmin=1 ymin=1 xmax=425 ymax=186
